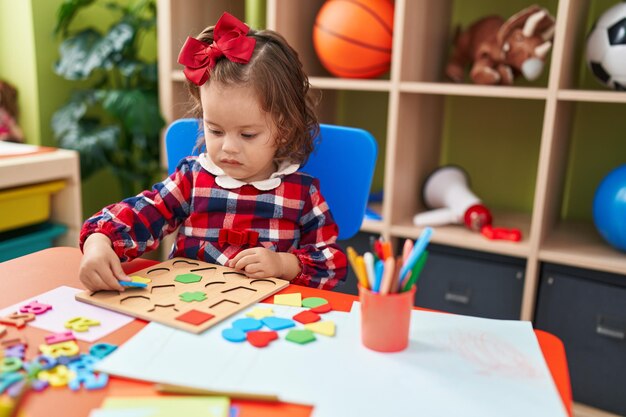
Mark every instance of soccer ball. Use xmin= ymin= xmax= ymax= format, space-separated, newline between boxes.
xmin=586 ymin=2 xmax=626 ymax=90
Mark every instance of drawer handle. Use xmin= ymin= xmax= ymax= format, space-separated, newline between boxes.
xmin=596 ymin=315 xmax=625 ymax=340
xmin=444 ymin=291 xmax=470 ymax=305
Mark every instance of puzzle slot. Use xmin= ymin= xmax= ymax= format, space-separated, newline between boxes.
xmin=190 ymin=267 xmax=217 ymax=273
xmin=204 ymin=281 xmax=226 ymax=289
xmin=120 ymin=295 xmax=151 ymax=307
xmin=151 ymin=285 xmax=176 ymax=295
xmin=249 ymin=279 xmax=277 ymax=287
xmin=223 ymin=271 xmax=247 ymax=278
xmin=147 ymin=304 xmax=179 ymax=313
xmin=221 ymin=286 xmax=257 ymax=297
xmin=173 ymin=260 xmax=200 ymax=267
xmin=90 ymin=290 xmax=120 ymax=297
xmin=209 ymin=299 xmax=239 ymax=311
xmin=146 ymin=267 xmax=170 ymax=275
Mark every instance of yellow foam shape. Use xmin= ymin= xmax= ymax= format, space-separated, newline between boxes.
xmin=273 ymin=293 xmax=302 ymax=307
xmin=246 ymin=307 xmax=274 ymax=319
xmin=130 ymin=276 xmax=152 ymax=284
xmin=304 ymin=320 xmax=335 ymax=337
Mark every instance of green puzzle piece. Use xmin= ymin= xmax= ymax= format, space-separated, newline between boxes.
xmin=301 ymin=297 xmax=328 ymax=309
xmin=286 ymin=329 xmax=316 ymax=345
xmin=174 ymin=273 xmax=202 ymax=284
xmin=179 ymin=291 xmax=207 ymax=302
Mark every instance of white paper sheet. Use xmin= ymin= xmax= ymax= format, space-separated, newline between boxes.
xmin=0 ymin=141 xmax=40 ymax=155
xmin=0 ymin=286 xmax=135 ymax=342
xmin=96 ymin=304 xmax=568 ymax=417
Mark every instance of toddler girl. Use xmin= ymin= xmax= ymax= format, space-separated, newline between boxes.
xmin=79 ymin=12 xmax=347 ymax=292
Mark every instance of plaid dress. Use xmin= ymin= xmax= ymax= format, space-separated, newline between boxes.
xmin=80 ymin=156 xmax=347 ymax=289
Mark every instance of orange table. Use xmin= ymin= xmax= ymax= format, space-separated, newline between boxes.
xmin=0 ymin=248 xmax=572 ymax=416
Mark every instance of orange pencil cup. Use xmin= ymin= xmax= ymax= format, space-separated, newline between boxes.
xmin=358 ymin=284 xmax=416 ymax=352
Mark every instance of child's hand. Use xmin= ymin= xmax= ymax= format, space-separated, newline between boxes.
xmin=79 ymin=233 xmax=130 ymax=292
xmin=227 ymin=248 xmax=301 ymax=281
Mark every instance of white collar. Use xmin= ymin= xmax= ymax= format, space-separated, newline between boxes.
xmin=198 ymin=153 xmax=300 ymax=191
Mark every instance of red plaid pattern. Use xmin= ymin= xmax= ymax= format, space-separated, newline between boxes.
xmin=80 ymin=158 xmax=347 ymax=289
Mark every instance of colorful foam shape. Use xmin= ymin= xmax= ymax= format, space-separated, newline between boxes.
xmin=301 ymin=297 xmax=328 ymax=309
xmin=31 ymin=379 xmax=49 ymax=392
xmin=19 ymin=300 xmax=52 ymax=315
xmin=274 ymin=293 xmax=302 ymax=307
xmin=38 ymin=364 xmax=75 ymax=387
xmin=222 ymin=327 xmax=247 ymax=343
xmin=232 ymin=318 xmax=263 ymax=332
xmin=245 ymin=307 xmax=274 ymax=320
xmin=310 ymin=302 xmax=332 ymax=314
xmin=174 ymin=273 xmax=202 ymax=284
xmin=293 ymin=310 xmax=321 ymax=324
xmin=45 ymin=330 xmax=75 ymax=345
xmin=0 ymin=312 xmax=36 ymax=328
xmin=1 ymin=335 xmax=28 ymax=348
xmin=67 ymin=354 xmax=99 ymax=374
xmin=175 ymin=310 xmax=215 ymax=326
xmin=130 ymin=275 xmax=152 ymax=284
xmin=179 ymin=291 xmax=207 ymax=302
xmin=90 ymin=343 xmax=118 ymax=359
xmin=64 ymin=317 xmax=100 ymax=332
xmin=119 ymin=281 xmax=147 ymax=288
xmin=39 ymin=340 xmax=80 ymax=358
xmin=4 ymin=344 xmax=26 ymax=359
xmin=1 ymin=357 xmax=23 ymax=374
xmin=261 ymin=316 xmax=295 ymax=331
xmin=285 ymin=329 xmax=316 ymax=345
xmin=304 ymin=321 xmax=336 ymax=337
xmin=246 ymin=330 xmax=278 ymax=348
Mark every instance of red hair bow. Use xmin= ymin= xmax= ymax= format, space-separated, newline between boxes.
xmin=177 ymin=12 xmax=256 ymax=86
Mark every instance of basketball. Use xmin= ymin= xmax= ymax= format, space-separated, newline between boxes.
xmin=313 ymin=0 xmax=394 ymax=79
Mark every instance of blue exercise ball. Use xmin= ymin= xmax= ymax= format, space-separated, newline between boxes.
xmin=593 ymin=164 xmax=626 ymax=251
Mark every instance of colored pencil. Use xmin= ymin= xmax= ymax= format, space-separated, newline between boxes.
xmin=347 ymin=247 xmax=368 ymax=289
xmin=398 ymin=227 xmax=433 ymax=288
xmin=355 ymin=256 xmax=369 ymax=290
xmin=379 ymin=257 xmax=396 ymax=295
xmin=374 ymin=259 xmax=384 ymax=292
xmin=381 ymin=241 xmax=392 ymax=260
xmin=402 ymin=251 xmax=429 ymax=292
xmin=402 ymin=238 xmax=413 ymax=263
xmin=363 ymin=252 xmax=376 ymax=291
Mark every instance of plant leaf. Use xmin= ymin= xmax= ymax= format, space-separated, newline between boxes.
xmin=54 ymin=23 xmax=135 ymax=80
xmin=55 ymin=29 xmax=101 ymax=80
xmin=54 ymin=0 xmax=96 ymax=36
xmin=57 ymin=121 xmax=120 ymax=179
xmin=97 ymin=89 xmax=164 ymax=137
xmin=51 ymin=90 xmax=97 ymax=137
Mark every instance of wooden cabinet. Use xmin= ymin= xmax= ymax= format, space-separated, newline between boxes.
xmin=0 ymin=149 xmax=82 ymax=248
xmin=157 ymin=1 xmax=626 ymax=414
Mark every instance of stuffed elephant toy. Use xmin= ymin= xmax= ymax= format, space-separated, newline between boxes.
xmin=445 ymin=5 xmax=555 ymax=85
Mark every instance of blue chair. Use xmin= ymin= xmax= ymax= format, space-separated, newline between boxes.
xmin=165 ymin=118 xmax=377 ymax=240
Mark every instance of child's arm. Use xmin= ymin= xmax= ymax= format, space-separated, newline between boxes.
xmin=79 ymin=160 xmax=194 ymax=262
xmin=289 ymin=178 xmax=347 ymax=289
xmin=227 ymin=250 xmax=301 ymax=281
xmin=79 ymin=233 xmax=130 ymax=291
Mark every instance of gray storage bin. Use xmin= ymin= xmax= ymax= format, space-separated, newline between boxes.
xmin=414 ymin=244 xmax=525 ymax=319
xmin=534 ymin=263 xmax=626 ymax=415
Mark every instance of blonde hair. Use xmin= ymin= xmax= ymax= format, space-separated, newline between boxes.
xmin=186 ymin=26 xmax=319 ymax=165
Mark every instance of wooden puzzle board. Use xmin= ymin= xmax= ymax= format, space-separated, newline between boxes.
xmin=75 ymin=258 xmax=290 ymax=334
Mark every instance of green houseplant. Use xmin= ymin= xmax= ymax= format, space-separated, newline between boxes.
xmin=52 ymin=0 xmax=164 ymax=197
